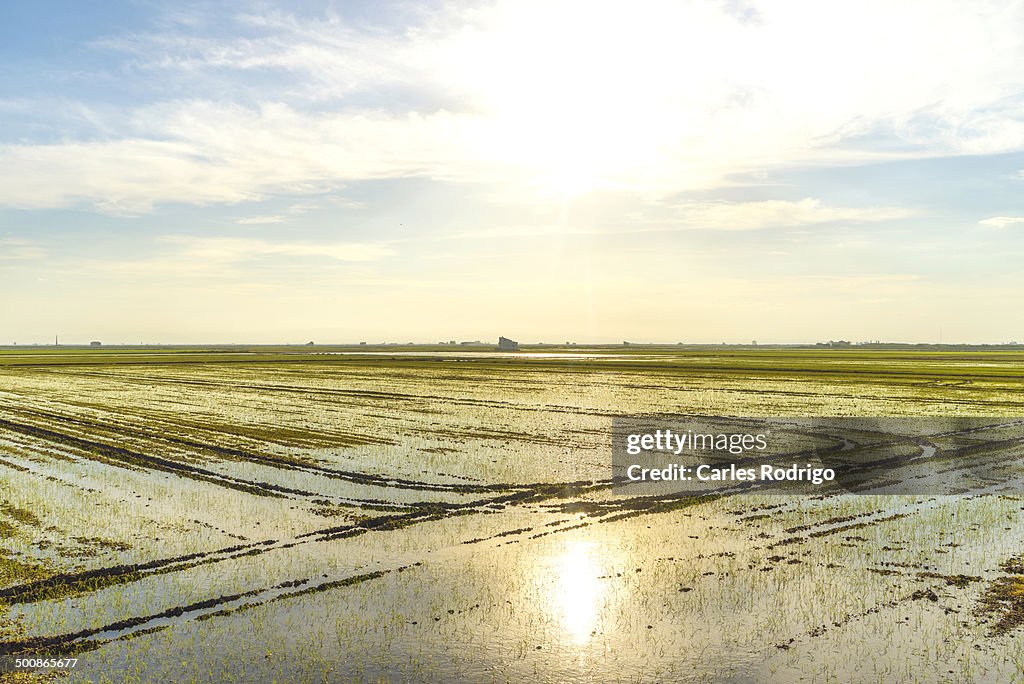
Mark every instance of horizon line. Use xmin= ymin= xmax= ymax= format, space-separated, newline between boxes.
xmin=2 ymin=340 xmax=1023 ymax=349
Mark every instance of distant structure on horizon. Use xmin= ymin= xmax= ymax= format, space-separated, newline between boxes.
xmin=498 ymin=336 xmax=519 ymax=351
xmin=90 ymin=341 xmax=101 ymax=347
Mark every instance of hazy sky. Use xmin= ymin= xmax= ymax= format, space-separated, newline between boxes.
xmin=2 ymin=0 xmax=1024 ymax=344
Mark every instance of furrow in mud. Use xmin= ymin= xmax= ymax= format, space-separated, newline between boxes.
xmin=0 ymin=417 xmax=326 ymax=499
xmin=0 ymin=405 xmax=524 ymax=494
xmin=0 ymin=566 xmax=413 ymax=655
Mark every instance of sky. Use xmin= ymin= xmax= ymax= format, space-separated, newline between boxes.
xmin=2 ymin=0 xmax=1024 ymax=344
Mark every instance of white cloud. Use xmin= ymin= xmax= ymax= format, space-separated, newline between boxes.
xmin=161 ymin=236 xmax=394 ymax=262
xmin=76 ymin=236 xmax=394 ymax=281
xmin=235 ymin=215 xmax=290 ymax=224
xmin=979 ymin=216 xmax=1024 ymax=228
xmin=3 ymin=0 xmax=1024 ymax=212
xmin=0 ymin=238 xmax=46 ymax=261
xmin=430 ymin=198 xmax=913 ymax=241
xmin=672 ymin=199 xmax=917 ymax=230
xmin=0 ymin=104 xmax=494 ymax=213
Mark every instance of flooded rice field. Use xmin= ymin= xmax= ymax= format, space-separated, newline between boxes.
xmin=2 ymin=347 xmax=1024 ymax=682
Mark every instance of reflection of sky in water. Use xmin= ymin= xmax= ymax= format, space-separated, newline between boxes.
xmin=552 ymin=541 xmax=607 ymax=646
xmin=323 ymin=351 xmax=626 ymax=360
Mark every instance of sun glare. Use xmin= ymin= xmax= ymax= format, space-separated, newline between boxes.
xmin=435 ymin=1 xmax=731 ymax=196
xmin=553 ymin=541 xmax=606 ymax=644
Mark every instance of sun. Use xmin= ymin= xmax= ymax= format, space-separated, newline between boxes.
xmin=434 ymin=1 xmax=714 ymax=197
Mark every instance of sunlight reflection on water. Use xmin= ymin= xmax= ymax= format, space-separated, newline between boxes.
xmin=552 ymin=541 xmax=607 ymax=646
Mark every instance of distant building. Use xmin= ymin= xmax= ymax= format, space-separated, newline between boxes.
xmin=498 ymin=336 xmax=519 ymax=351
xmin=306 ymin=341 xmax=315 ymax=345
xmin=90 ymin=341 xmax=102 ymax=347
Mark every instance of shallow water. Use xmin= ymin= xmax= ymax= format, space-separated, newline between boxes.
xmin=2 ymin=349 xmax=1024 ymax=682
